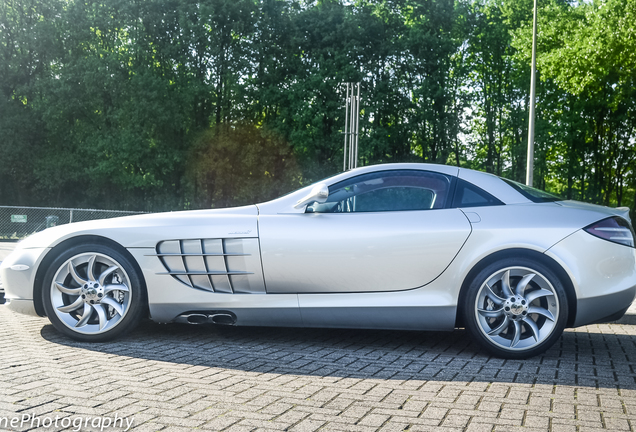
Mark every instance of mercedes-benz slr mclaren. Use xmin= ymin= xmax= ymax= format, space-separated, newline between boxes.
xmin=2 ymin=163 xmax=635 ymax=358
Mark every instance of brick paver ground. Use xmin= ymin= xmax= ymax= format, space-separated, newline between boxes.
xmin=1 ymin=305 xmax=636 ymax=432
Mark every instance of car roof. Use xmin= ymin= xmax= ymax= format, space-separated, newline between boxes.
xmin=341 ymin=163 xmax=532 ymax=205
xmin=258 ymin=163 xmax=533 ymax=213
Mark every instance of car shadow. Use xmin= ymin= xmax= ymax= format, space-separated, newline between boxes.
xmin=40 ymin=319 xmax=636 ymax=390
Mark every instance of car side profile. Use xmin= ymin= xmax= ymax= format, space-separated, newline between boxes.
xmin=1 ymin=163 xmax=635 ymax=358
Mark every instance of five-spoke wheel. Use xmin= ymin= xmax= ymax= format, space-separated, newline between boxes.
xmin=464 ymin=258 xmax=568 ymax=359
xmin=43 ymin=244 xmax=146 ymax=342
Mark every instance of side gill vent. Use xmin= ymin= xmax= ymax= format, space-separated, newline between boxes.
xmin=152 ymin=238 xmax=266 ymax=294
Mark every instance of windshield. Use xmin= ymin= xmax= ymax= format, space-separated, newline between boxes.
xmin=501 ymin=178 xmax=561 ymax=203
xmin=271 ymin=171 xmax=345 ymax=201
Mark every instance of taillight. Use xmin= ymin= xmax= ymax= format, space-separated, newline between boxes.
xmin=584 ymin=217 xmax=636 ymax=248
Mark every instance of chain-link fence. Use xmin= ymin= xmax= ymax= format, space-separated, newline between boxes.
xmin=0 ymin=206 xmax=146 ymax=240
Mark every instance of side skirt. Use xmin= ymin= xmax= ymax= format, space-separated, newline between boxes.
xmin=151 ymin=303 xmax=456 ymax=331
xmin=299 ymin=306 xmax=457 ymax=331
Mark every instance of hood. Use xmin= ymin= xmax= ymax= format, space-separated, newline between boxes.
xmin=18 ymin=205 xmax=259 ymax=249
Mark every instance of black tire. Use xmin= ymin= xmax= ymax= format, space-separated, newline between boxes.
xmin=42 ymin=243 xmax=146 ymax=342
xmin=462 ymin=256 xmax=568 ymax=359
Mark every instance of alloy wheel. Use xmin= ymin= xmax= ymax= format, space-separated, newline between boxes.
xmin=50 ymin=253 xmax=132 ymax=335
xmin=474 ymin=266 xmax=559 ymax=351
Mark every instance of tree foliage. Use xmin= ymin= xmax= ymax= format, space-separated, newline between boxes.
xmin=0 ymin=0 xmax=634 ymax=214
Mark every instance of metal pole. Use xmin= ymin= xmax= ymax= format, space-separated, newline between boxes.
xmin=343 ymin=83 xmax=350 ymax=172
xmin=351 ymin=84 xmax=355 ymax=169
xmin=342 ymin=82 xmax=362 ymax=171
xmin=354 ymin=83 xmax=360 ymax=168
xmin=349 ymin=86 xmax=355 ymax=169
xmin=526 ymin=0 xmax=538 ymax=187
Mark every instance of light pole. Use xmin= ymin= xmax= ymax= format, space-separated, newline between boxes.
xmin=526 ymin=0 xmax=538 ymax=187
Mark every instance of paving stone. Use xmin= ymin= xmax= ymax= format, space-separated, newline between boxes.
xmin=3 ymin=306 xmax=636 ymax=432
xmin=288 ymin=418 xmax=326 ymax=431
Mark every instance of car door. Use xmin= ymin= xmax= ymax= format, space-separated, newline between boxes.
xmin=258 ymin=169 xmax=472 ymax=293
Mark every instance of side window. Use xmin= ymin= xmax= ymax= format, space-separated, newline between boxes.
xmin=308 ymin=170 xmax=453 ymax=213
xmin=354 ymin=187 xmax=435 ymax=212
xmin=452 ymin=178 xmax=504 ymax=208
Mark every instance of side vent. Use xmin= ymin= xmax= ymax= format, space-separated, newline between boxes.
xmin=152 ymin=238 xmax=266 ymax=294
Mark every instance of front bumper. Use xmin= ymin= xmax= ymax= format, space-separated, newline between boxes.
xmin=0 ymin=246 xmax=50 ymax=317
xmin=5 ymin=299 xmax=38 ymax=316
xmin=546 ymin=229 xmax=636 ymax=327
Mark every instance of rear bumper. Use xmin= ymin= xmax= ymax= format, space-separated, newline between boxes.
xmin=546 ymin=229 xmax=636 ymax=327
xmin=575 ymin=288 xmax=636 ymax=326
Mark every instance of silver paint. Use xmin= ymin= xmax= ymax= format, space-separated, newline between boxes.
xmin=259 ymin=209 xmax=471 ymax=293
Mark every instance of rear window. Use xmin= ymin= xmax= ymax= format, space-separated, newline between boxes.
xmin=452 ymin=179 xmax=503 ymax=208
xmin=501 ymin=178 xmax=561 ymax=203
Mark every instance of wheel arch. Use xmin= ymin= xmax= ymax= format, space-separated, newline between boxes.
xmin=456 ymin=248 xmax=577 ymax=328
xmin=33 ymin=235 xmax=148 ymax=317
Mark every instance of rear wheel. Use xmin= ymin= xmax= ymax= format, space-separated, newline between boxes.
xmin=463 ymin=257 xmax=568 ymax=359
xmin=42 ymin=243 xmax=146 ymax=342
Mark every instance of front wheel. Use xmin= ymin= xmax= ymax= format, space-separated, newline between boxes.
xmin=463 ymin=258 xmax=568 ymax=359
xmin=42 ymin=243 xmax=146 ymax=342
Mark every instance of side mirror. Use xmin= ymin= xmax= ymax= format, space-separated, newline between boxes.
xmin=294 ymin=183 xmax=329 ymax=209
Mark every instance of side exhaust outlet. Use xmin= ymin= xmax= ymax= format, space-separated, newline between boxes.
xmin=210 ymin=314 xmax=235 ymax=325
xmin=185 ymin=314 xmax=209 ymax=324
xmin=175 ymin=312 xmax=237 ymax=326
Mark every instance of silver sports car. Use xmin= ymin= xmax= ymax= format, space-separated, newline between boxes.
xmin=2 ymin=163 xmax=635 ymax=358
